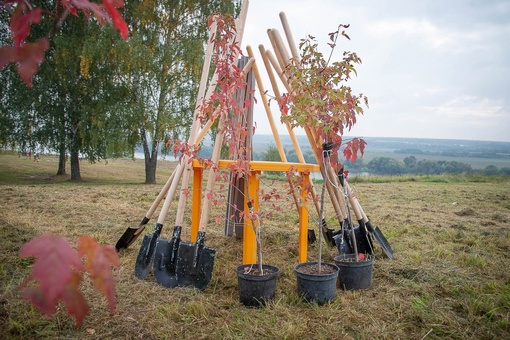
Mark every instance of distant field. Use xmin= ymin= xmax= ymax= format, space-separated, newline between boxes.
xmin=361 ymin=149 xmax=510 ymax=169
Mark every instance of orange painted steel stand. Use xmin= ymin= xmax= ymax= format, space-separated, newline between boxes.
xmin=191 ymin=159 xmax=320 ymax=264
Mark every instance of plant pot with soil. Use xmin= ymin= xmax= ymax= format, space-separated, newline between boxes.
xmin=293 ymin=144 xmax=339 ymax=305
xmin=334 ymin=253 xmax=374 ymax=290
xmin=235 ymin=201 xmax=280 ymax=307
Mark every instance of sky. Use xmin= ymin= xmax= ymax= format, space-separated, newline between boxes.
xmin=238 ymin=0 xmax=510 ymax=142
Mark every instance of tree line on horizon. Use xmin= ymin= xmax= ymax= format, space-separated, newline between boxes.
xmin=252 ymin=144 xmax=510 ymax=177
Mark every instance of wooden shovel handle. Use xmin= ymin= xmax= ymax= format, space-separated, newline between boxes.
xmin=174 ymin=21 xmax=218 ymax=227
xmin=246 ymin=45 xmax=286 ymax=162
xmin=142 ymin=169 xmax=174 ymax=219
xmin=279 ymin=12 xmax=300 ymax=62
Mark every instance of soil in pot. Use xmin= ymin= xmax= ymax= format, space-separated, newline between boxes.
xmin=334 ymin=254 xmax=374 ymax=290
xmin=294 ymin=262 xmax=339 ymax=305
xmin=236 ymin=264 xmax=279 ymax=307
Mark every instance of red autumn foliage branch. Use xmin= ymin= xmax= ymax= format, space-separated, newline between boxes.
xmin=172 ymin=12 xmax=252 ymax=179
xmin=0 ymin=0 xmax=128 ymax=86
xmin=17 ymin=234 xmax=119 ymax=327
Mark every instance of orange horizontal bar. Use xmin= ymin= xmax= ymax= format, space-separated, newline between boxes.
xmin=192 ymin=159 xmax=320 ymax=173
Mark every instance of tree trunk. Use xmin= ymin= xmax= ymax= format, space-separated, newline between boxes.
xmin=145 ymin=152 xmax=157 ymax=184
xmin=141 ymin=128 xmax=158 ymax=184
xmin=70 ymin=149 xmax=81 ymax=181
xmin=56 ymin=140 xmax=66 ymax=175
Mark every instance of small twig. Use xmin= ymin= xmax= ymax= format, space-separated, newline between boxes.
xmin=421 ymin=328 xmax=433 ymax=340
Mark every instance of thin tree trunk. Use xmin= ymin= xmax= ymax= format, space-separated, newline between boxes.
xmin=70 ymin=149 xmax=81 ymax=181
xmin=69 ymin=125 xmax=81 ymax=181
xmin=56 ymin=140 xmax=66 ymax=175
xmin=141 ymin=128 xmax=157 ymax=184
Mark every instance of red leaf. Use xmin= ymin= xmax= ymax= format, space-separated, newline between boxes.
xmin=78 ymin=235 xmax=119 ymax=313
xmin=70 ymin=0 xmax=107 ymax=25
xmin=19 ymin=234 xmax=83 ymax=308
xmin=60 ymin=272 xmax=89 ymax=327
xmin=16 ymin=38 xmax=50 ymax=87
xmin=103 ymin=0 xmax=129 ymax=40
xmin=343 ymin=138 xmax=366 ymax=163
xmin=10 ymin=3 xmax=42 ymax=47
xmin=21 ymin=285 xmax=55 ymax=317
xmin=0 ymin=45 xmax=16 ymax=70
xmin=62 ymin=0 xmax=79 ymax=16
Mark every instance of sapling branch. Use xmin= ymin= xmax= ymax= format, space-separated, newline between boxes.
xmin=246 ymin=199 xmax=264 ymax=275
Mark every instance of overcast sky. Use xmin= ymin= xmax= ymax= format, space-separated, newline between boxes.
xmin=239 ymin=0 xmax=510 ymax=142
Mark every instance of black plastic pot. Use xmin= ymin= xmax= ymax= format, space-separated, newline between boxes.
xmin=236 ymin=264 xmax=279 ymax=307
xmin=294 ymin=262 xmax=339 ymax=305
xmin=334 ymin=254 xmax=374 ymax=290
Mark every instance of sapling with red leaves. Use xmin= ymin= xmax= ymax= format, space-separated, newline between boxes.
xmin=278 ymin=24 xmax=369 ymax=270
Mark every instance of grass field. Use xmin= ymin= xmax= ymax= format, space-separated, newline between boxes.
xmin=1 ymin=153 xmax=509 ymax=339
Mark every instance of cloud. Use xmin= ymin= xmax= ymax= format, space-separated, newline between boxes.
xmin=424 ymin=96 xmax=506 ymax=121
xmin=367 ymin=19 xmax=450 ymax=49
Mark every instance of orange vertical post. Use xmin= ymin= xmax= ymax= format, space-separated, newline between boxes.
xmin=243 ymin=170 xmax=260 ymax=264
xmin=298 ymin=172 xmax=310 ymax=263
xmin=191 ymin=166 xmax=202 ymax=242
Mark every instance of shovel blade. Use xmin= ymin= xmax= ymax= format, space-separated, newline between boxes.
xmin=353 ymin=225 xmax=374 ymax=255
xmin=372 ymin=226 xmax=395 ymax=259
xmin=334 ymin=232 xmax=353 ymax=255
xmin=134 ymin=223 xmax=163 ymax=280
xmin=365 ymin=220 xmax=394 ymax=259
xmin=153 ymin=226 xmax=182 ymax=288
xmin=134 ymin=234 xmax=156 ymax=279
xmin=322 ymin=226 xmax=336 ymax=247
xmin=175 ymin=232 xmax=216 ymax=290
xmin=115 ymin=217 xmax=150 ymax=251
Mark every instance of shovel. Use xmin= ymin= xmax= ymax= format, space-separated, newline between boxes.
xmin=134 ymin=163 xmax=185 ymax=279
xmin=357 ymin=200 xmax=394 ymax=259
xmin=174 ymin=170 xmax=217 ymax=290
xmin=342 ymin=174 xmax=394 ymax=259
xmin=338 ymin=170 xmax=374 ymax=255
xmin=115 ymin=170 xmax=176 ymax=251
xmin=173 ymin=112 xmax=230 ymax=290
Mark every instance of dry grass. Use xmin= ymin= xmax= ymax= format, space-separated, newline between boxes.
xmin=1 ymin=153 xmax=509 ymax=339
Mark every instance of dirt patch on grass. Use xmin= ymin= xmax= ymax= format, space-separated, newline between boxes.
xmin=455 ymin=207 xmax=477 ymax=216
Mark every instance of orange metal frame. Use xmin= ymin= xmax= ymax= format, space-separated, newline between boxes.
xmin=191 ymin=159 xmax=321 ymax=264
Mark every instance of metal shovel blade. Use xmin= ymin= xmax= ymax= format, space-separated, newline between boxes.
xmin=334 ymin=233 xmax=352 ymax=255
xmin=134 ymin=223 xmax=163 ymax=280
xmin=351 ymin=225 xmax=374 ymax=255
xmin=153 ymin=226 xmax=182 ymax=288
xmin=115 ymin=217 xmax=150 ymax=251
xmin=334 ymin=220 xmax=354 ymax=255
xmin=175 ymin=232 xmax=216 ymax=290
xmin=357 ymin=223 xmax=375 ymax=256
xmin=321 ymin=219 xmax=336 ymax=247
xmin=366 ymin=221 xmax=394 ymax=259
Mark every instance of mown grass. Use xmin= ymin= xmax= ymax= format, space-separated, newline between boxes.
xmin=0 ymin=153 xmax=509 ymax=339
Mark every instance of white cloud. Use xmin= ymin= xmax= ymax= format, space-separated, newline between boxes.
xmin=424 ymin=96 xmax=505 ymax=121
